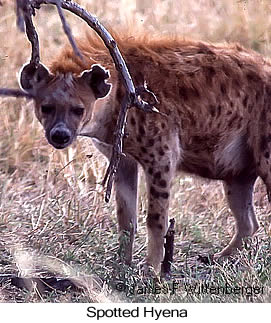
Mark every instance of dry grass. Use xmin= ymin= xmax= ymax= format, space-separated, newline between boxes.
xmin=1 ymin=0 xmax=271 ymax=303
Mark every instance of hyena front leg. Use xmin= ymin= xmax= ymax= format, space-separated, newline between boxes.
xmin=214 ymin=174 xmax=258 ymax=259
xmin=144 ymin=165 xmax=173 ymax=272
xmin=92 ymin=139 xmax=138 ymax=264
xmin=115 ymin=156 xmax=138 ymax=264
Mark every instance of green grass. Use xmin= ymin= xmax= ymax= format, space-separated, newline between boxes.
xmin=1 ymin=0 xmax=271 ymax=302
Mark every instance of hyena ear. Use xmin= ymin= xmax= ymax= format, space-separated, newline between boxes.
xmin=80 ymin=64 xmax=111 ymax=99
xmin=19 ymin=62 xmax=52 ymax=93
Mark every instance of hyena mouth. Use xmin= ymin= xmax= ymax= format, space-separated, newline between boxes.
xmin=49 ymin=140 xmax=72 ymax=150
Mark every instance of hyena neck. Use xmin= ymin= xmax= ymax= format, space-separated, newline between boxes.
xmin=79 ymin=78 xmax=121 ymax=145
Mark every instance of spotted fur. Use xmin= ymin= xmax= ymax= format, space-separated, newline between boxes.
xmin=20 ymin=30 xmax=271 ymax=272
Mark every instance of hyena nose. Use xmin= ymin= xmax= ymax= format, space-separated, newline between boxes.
xmin=50 ymin=128 xmax=71 ymax=145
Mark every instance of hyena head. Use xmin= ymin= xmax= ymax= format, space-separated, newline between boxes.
xmin=19 ymin=63 xmax=111 ymax=149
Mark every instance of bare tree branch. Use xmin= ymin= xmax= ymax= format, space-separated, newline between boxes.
xmin=0 ymin=89 xmax=33 ymax=99
xmin=54 ymin=0 xmax=83 ymax=59
xmin=0 ymin=0 xmax=160 ymax=202
xmin=102 ymin=95 xmax=128 ymax=202
xmin=24 ymin=8 xmax=40 ymax=66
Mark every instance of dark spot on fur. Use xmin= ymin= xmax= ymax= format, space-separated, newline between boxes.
xmin=150 ymin=153 xmax=155 ymax=158
xmin=159 ymin=179 xmax=167 ymax=188
xmin=147 ymin=139 xmax=155 ymax=147
xmin=141 ymin=146 xmax=147 ymax=154
xmin=161 ymin=123 xmax=166 ymax=129
xmin=266 ymin=135 xmax=271 ymax=143
xmin=148 ymin=167 xmax=153 ymax=175
xmin=139 ymin=126 xmax=145 ymax=136
xmin=247 ymin=71 xmax=261 ymax=83
xmin=143 ymin=159 xmax=149 ymax=164
xmin=160 ymin=192 xmax=169 ymax=199
xmin=148 ymin=213 xmax=160 ymax=221
xmin=136 ymin=136 xmax=142 ymax=143
xmin=158 ymin=148 xmax=165 ymax=156
xmin=150 ymin=186 xmax=160 ymax=199
xmin=264 ymin=151 xmax=270 ymax=159
xmin=158 ymin=136 xmax=162 ymax=142
xmin=164 ymin=144 xmax=169 ymax=150
xmin=157 ymin=224 xmax=163 ymax=230
xmin=118 ymin=206 xmax=123 ymax=214
xmin=130 ymin=117 xmax=136 ymax=126
xmin=228 ymin=190 xmax=231 ymax=196
xmin=154 ymin=172 xmax=161 ymax=180
xmin=191 ymin=135 xmax=201 ymax=145
xmin=164 ymin=165 xmax=170 ymax=172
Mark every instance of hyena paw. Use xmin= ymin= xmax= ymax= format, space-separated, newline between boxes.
xmin=138 ymin=261 xmax=159 ymax=277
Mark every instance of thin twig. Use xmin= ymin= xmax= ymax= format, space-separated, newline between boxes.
xmin=31 ymin=0 xmax=83 ymax=59
xmin=16 ymin=0 xmax=25 ymax=32
xmin=54 ymin=0 xmax=83 ymax=59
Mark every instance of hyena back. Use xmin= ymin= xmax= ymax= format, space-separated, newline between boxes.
xmin=19 ymin=32 xmax=271 ymax=272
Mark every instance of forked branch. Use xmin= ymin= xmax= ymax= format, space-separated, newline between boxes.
xmin=0 ymin=0 xmax=159 ymax=202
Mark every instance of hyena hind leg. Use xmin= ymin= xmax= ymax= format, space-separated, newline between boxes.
xmin=214 ymin=174 xmax=259 ymax=259
xmin=114 ymin=156 xmax=138 ymax=265
xmin=145 ymin=168 xmax=173 ymax=272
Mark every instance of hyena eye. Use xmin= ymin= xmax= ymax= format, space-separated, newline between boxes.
xmin=71 ymin=107 xmax=84 ymax=116
xmin=41 ymin=104 xmax=55 ymax=114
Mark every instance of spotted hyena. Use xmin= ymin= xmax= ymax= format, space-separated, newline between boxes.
xmin=19 ymin=32 xmax=271 ymax=272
